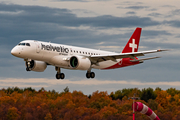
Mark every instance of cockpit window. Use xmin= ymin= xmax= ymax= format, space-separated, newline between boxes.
xmin=26 ymin=43 xmax=30 ymax=46
xmin=18 ymin=43 xmax=30 ymax=46
xmin=21 ymin=43 xmax=26 ymax=46
xmin=18 ymin=43 xmax=25 ymax=46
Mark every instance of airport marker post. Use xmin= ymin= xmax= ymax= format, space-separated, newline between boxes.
xmin=128 ymin=93 xmax=140 ymax=120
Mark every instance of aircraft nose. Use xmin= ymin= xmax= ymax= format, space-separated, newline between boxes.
xmin=11 ymin=47 xmax=20 ymax=56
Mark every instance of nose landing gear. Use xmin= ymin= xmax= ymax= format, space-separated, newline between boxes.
xmin=25 ymin=59 xmax=33 ymax=71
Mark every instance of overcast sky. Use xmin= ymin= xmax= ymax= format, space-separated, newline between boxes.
xmin=0 ymin=0 xmax=179 ymax=95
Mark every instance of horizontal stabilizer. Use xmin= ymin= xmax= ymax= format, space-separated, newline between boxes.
xmin=130 ymin=56 xmax=160 ymax=62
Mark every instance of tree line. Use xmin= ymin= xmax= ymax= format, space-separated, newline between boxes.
xmin=0 ymin=86 xmax=180 ymax=120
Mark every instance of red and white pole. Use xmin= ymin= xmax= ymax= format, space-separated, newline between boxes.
xmin=129 ymin=93 xmax=140 ymax=120
xmin=133 ymin=97 xmax=135 ymax=120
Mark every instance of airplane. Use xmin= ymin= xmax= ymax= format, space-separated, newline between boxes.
xmin=11 ymin=27 xmax=167 ymax=79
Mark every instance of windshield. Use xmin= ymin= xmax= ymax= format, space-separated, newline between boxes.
xmin=18 ymin=43 xmax=30 ymax=46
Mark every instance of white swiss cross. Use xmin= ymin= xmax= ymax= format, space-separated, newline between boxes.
xmin=129 ymin=39 xmax=137 ymax=52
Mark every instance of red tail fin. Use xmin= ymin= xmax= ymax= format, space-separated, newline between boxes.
xmin=122 ymin=27 xmax=142 ymax=53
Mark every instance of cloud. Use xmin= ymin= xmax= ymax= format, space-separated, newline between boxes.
xmin=1 ymin=78 xmax=180 ymax=94
xmin=163 ymin=9 xmax=180 ymax=24
xmin=0 ymin=3 xmax=166 ymax=55
xmin=1 ymin=78 xmax=180 ymax=86
xmin=125 ymin=6 xmax=149 ymax=10
xmin=53 ymin=0 xmax=87 ymax=1
xmin=52 ymin=0 xmax=109 ymax=1
xmin=99 ymin=46 xmax=120 ymax=49
xmin=142 ymin=30 xmax=171 ymax=37
xmin=161 ymin=5 xmax=175 ymax=8
xmin=120 ymin=1 xmax=143 ymax=6
xmin=148 ymin=13 xmax=162 ymax=17
xmin=165 ymin=20 xmax=180 ymax=28
xmin=0 ymin=3 xmax=161 ymax=48
xmin=126 ymin=11 xmax=136 ymax=15
xmin=79 ymin=15 xmax=159 ymax=28
xmin=0 ymin=3 xmax=160 ymax=29
xmin=0 ymin=2 xmax=178 ymax=87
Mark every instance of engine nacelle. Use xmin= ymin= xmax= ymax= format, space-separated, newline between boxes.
xmin=49 ymin=56 xmax=70 ymax=68
xmin=69 ymin=56 xmax=91 ymax=70
xmin=26 ymin=60 xmax=47 ymax=72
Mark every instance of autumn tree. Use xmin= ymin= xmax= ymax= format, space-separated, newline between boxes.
xmin=148 ymin=99 xmax=158 ymax=110
xmin=45 ymin=112 xmax=52 ymax=120
xmin=156 ymin=90 xmax=170 ymax=108
xmin=7 ymin=107 xmax=19 ymax=120
xmin=140 ymin=88 xmax=157 ymax=102
xmin=0 ymin=86 xmax=180 ymax=119
xmin=110 ymin=88 xmax=135 ymax=100
xmin=89 ymin=91 xmax=112 ymax=111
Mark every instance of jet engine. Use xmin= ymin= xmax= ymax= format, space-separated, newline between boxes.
xmin=25 ymin=60 xmax=47 ymax=72
xmin=70 ymin=56 xmax=91 ymax=70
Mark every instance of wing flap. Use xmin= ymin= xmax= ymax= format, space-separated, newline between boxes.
xmin=130 ymin=56 xmax=161 ymax=62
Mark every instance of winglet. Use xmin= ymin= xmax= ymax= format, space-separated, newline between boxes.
xmin=122 ymin=27 xmax=142 ymax=53
xmin=157 ymin=49 xmax=170 ymax=52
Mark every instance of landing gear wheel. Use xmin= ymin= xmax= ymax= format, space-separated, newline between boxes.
xmin=26 ymin=67 xmax=31 ymax=71
xmin=90 ymin=72 xmax=95 ymax=78
xmin=25 ymin=60 xmax=34 ymax=72
xmin=86 ymin=73 xmax=91 ymax=79
xmin=56 ymin=73 xmax=65 ymax=79
xmin=60 ymin=73 xmax=65 ymax=79
xmin=86 ymin=72 xmax=95 ymax=79
xmin=56 ymin=73 xmax=61 ymax=79
xmin=55 ymin=67 xmax=65 ymax=80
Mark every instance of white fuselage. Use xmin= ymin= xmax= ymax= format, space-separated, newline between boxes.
xmin=11 ymin=40 xmax=121 ymax=70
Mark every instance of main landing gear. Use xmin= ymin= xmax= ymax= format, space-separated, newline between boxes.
xmin=86 ymin=71 xmax=95 ymax=79
xmin=55 ymin=67 xmax=65 ymax=79
xmin=55 ymin=67 xmax=95 ymax=79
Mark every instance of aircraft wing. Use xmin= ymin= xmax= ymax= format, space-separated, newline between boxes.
xmin=89 ymin=49 xmax=168 ymax=63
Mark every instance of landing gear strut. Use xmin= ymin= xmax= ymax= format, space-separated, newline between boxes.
xmin=55 ymin=67 xmax=65 ymax=79
xmin=86 ymin=71 xmax=95 ymax=79
xmin=25 ymin=59 xmax=33 ymax=71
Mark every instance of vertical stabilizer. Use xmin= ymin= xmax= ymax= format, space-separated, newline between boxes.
xmin=122 ymin=27 xmax=142 ymax=53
